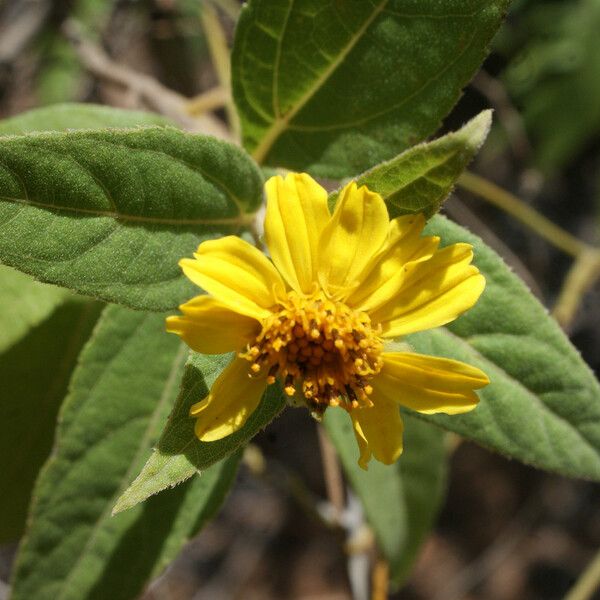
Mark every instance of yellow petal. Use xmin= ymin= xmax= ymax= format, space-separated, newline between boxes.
xmin=373 ymin=352 xmax=489 ymax=414
xmin=190 ymin=357 xmax=267 ymax=442
xmin=371 ymin=243 xmax=485 ymax=337
xmin=180 ymin=236 xmax=286 ymax=320
xmin=264 ymin=173 xmax=330 ymax=294
xmin=347 ymin=214 xmax=440 ymax=311
xmin=166 ymin=295 xmax=260 ymax=354
xmin=318 ymin=182 xmax=389 ymax=298
xmin=350 ymin=395 xmax=404 ymax=469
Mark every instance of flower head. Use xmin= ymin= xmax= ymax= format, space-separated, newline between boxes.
xmin=167 ymin=173 xmax=489 ymax=468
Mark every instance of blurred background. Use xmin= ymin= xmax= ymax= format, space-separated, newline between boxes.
xmin=0 ymin=0 xmax=599 ymax=598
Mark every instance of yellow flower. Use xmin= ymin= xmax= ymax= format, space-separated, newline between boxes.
xmin=167 ymin=173 xmax=489 ymax=468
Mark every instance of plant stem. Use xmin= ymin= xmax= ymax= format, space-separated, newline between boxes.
xmin=458 ymin=171 xmax=585 ymax=258
xmin=564 ymin=548 xmax=600 ymax=600
xmin=211 ymin=0 xmax=241 ymax=21
xmin=186 ymin=86 xmax=228 ymax=116
xmin=243 ymin=445 xmax=337 ymax=531
xmin=63 ymin=19 xmax=230 ymax=139
xmin=200 ymin=2 xmax=241 ymax=141
xmin=553 ymin=248 xmax=600 ymax=329
xmin=458 ymin=171 xmax=600 ymax=329
xmin=371 ymin=557 xmax=390 ymax=600
xmin=317 ymin=424 xmax=345 ymax=522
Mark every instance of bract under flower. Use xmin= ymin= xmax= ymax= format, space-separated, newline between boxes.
xmin=167 ymin=173 xmax=489 ymax=468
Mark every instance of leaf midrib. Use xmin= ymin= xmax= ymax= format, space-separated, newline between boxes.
xmin=55 ymin=341 xmax=188 ymax=600
xmin=360 ymin=148 xmax=463 ymax=200
xmin=250 ymin=0 xmax=389 ymax=163
xmin=0 ymin=195 xmax=255 ymax=227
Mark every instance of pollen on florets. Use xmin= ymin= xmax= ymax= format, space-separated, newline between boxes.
xmin=239 ymin=290 xmax=384 ymax=417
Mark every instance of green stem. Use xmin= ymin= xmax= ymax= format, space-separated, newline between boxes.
xmin=564 ymin=549 xmax=600 ymax=600
xmin=458 ymin=171 xmax=585 ymax=258
xmin=210 ymin=0 xmax=241 ymax=21
xmin=200 ymin=2 xmax=241 ymax=141
xmin=186 ymin=86 xmax=228 ymax=116
xmin=458 ymin=171 xmax=600 ymax=329
xmin=553 ymin=249 xmax=600 ymax=329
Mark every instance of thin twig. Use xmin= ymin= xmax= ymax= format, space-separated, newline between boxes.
xmin=553 ymin=249 xmax=600 ymax=330
xmin=243 ymin=444 xmax=339 ymax=532
xmin=458 ymin=171 xmax=586 ymax=259
xmin=564 ymin=548 xmax=600 ymax=600
xmin=458 ymin=171 xmax=600 ymax=328
xmin=63 ymin=19 xmax=230 ymax=139
xmin=210 ymin=0 xmax=241 ymax=21
xmin=370 ymin=557 xmax=389 ymax=600
xmin=317 ymin=424 xmax=346 ymax=523
xmin=186 ymin=86 xmax=228 ymax=116
xmin=445 ymin=196 xmax=544 ymax=299
xmin=200 ymin=2 xmax=241 ymax=140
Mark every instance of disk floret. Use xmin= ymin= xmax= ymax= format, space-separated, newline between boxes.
xmin=240 ymin=291 xmax=384 ymax=415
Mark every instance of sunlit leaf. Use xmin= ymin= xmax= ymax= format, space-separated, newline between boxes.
xmin=114 ymin=352 xmax=286 ymax=513
xmin=0 ymin=103 xmax=172 ymax=135
xmin=10 ymin=307 xmax=240 ymax=600
xmin=330 ymin=110 xmax=492 ymax=218
xmin=407 ymin=215 xmax=600 ymax=480
xmin=0 ymin=127 xmax=263 ymax=310
xmin=233 ymin=0 xmax=509 ymax=177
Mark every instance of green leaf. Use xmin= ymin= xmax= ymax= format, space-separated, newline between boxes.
xmin=35 ymin=2 xmax=115 ymax=106
xmin=0 ymin=103 xmax=172 ymax=135
xmin=232 ymin=0 xmax=509 ymax=177
xmin=114 ymin=352 xmax=286 ymax=513
xmin=36 ymin=36 xmax=83 ymax=106
xmin=406 ymin=215 xmax=600 ymax=480
xmin=0 ymin=265 xmax=69 ymax=355
xmin=0 ymin=127 xmax=263 ymax=311
xmin=503 ymin=0 xmax=600 ymax=171
xmin=10 ymin=306 xmax=240 ymax=600
xmin=324 ymin=410 xmax=446 ymax=588
xmin=330 ymin=110 xmax=492 ymax=218
xmin=0 ymin=298 xmax=101 ymax=542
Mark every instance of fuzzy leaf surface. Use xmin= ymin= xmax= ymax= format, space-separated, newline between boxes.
xmin=10 ymin=307 xmax=240 ymax=600
xmin=0 ymin=103 xmax=172 ymax=135
xmin=324 ymin=410 xmax=446 ymax=587
xmin=0 ymin=128 xmax=263 ymax=310
xmin=405 ymin=215 xmax=600 ymax=480
xmin=115 ymin=352 xmax=286 ymax=513
xmin=0 ymin=299 xmax=101 ymax=542
xmin=329 ymin=110 xmax=491 ymax=217
xmin=232 ymin=0 xmax=509 ymax=177
xmin=0 ymin=266 xmax=69 ymax=354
